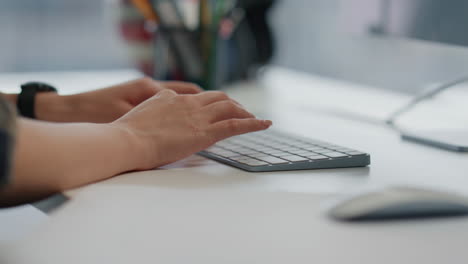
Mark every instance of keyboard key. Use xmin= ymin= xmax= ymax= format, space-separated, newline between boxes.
xmin=207 ymin=149 xmax=228 ymax=155
xmin=226 ymin=145 xmax=246 ymax=150
xmin=226 ymin=152 xmax=246 ymax=158
xmin=216 ymin=150 xmax=241 ymax=158
xmin=216 ymin=142 xmax=236 ymax=149
xmin=261 ymin=149 xmax=285 ymax=155
xmin=277 ymin=146 xmax=297 ymax=152
xmin=257 ymin=147 xmax=276 ymax=152
xmin=235 ymin=157 xmax=256 ymax=162
xmin=257 ymin=156 xmax=289 ymax=164
xmin=243 ymin=160 xmax=268 ymax=166
xmin=245 ymin=144 xmax=263 ymax=149
xmin=275 ymin=152 xmax=297 ymax=157
xmin=324 ymin=152 xmax=349 ymax=158
xmin=307 ymin=155 xmax=329 ymax=160
xmin=281 ymin=155 xmax=309 ymax=162
xmin=228 ymin=156 xmax=249 ymax=162
xmin=236 ymin=149 xmax=257 ymax=155
xmin=346 ymin=151 xmax=366 ymax=156
xmin=248 ymin=153 xmax=271 ymax=159
xmin=315 ymin=149 xmax=335 ymax=154
xmin=300 ymin=151 xmax=316 ymax=156
xmin=334 ymin=147 xmax=352 ymax=152
xmin=287 ymin=149 xmax=311 ymax=155
xmin=305 ymin=146 xmax=327 ymax=151
xmin=241 ymin=150 xmax=262 ymax=156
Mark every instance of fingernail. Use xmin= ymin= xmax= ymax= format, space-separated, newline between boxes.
xmin=263 ymin=120 xmax=273 ymax=126
xmin=233 ymin=100 xmax=244 ymax=107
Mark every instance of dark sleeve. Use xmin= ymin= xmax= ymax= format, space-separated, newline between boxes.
xmin=0 ymin=95 xmax=16 ymax=188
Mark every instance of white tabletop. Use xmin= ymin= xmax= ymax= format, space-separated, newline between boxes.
xmin=2 ymin=67 xmax=468 ymax=263
xmin=4 ymin=186 xmax=468 ymax=264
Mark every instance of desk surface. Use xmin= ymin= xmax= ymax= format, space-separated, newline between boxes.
xmin=2 ymin=67 xmax=468 ymax=263
xmin=5 ymin=186 xmax=468 ymax=264
xmin=67 ymin=67 xmax=468 ymax=197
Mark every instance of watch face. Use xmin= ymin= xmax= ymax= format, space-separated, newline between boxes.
xmin=21 ymin=82 xmax=57 ymax=92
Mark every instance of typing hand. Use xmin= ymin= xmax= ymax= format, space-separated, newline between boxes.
xmin=35 ymin=77 xmax=202 ymax=123
xmin=113 ymin=90 xmax=272 ymax=170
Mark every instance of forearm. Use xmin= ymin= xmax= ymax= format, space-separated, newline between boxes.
xmin=0 ymin=92 xmax=74 ymax=122
xmin=0 ymin=118 xmax=141 ymax=205
xmin=1 ymin=93 xmax=17 ymax=105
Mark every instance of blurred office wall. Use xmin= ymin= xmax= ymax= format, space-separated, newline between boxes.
xmin=0 ymin=0 xmax=130 ymax=72
xmin=2 ymin=0 xmax=468 ymax=95
xmin=270 ymin=0 xmax=468 ymax=94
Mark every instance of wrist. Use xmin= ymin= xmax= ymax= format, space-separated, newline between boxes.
xmin=2 ymin=94 xmax=18 ymax=105
xmin=109 ymin=122 xmax=155 ymax=171
xmin=35 ymin=93 xmax=73 ymax=122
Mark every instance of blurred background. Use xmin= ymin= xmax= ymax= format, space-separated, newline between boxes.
xmin=2 ymin=0 xmax=468 ymax=93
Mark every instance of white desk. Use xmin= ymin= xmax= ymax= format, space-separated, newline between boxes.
xmin=2 ymin=67 xmax=468 ymax=263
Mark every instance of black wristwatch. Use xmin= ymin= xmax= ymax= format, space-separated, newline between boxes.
xmin=17 ymin=82 xmax=58 ymax=119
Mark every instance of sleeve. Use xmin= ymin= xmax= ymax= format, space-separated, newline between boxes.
xmin=0 ymin=95 xmax=17 ymax=188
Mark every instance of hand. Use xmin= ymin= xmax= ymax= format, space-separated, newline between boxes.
xmin=113 ymin=90 xmax=272 ymax=170
xmin=35 ymin=77 xmax=203 ymax=123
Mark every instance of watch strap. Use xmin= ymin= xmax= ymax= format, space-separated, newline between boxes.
xmin=17 ymin=82 xmax=57 ymax=119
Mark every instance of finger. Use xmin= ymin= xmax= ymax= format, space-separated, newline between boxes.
xmin=207 ymin=119 xmax=273 ymax=142
xmin=201 ymin=100 xmax=255 ymax=124
xmin=161 ymin=81 xmax=203 ymax=94
xmin=125 ymin=78 xmax=164 ymax=105
xmin=136 ymin=77 xmax=163 ymax=93
xmin=194 ymin=91 xmax=231 ymax=106
xmin=154 ymin=89 xmax=178 ymax=99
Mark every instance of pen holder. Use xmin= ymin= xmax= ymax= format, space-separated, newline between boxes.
xmin=116 ymin=0 xmax=275 ymax=90
xmin=152 ymin=25 xmax=231 ymax=90
xmin=151 ymin=26 xmax=199 ymax=81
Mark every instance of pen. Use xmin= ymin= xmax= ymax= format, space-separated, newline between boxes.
xmin=131 ymin=0 xmax=160 ymax=22
xmin=152 ymin=0 xmax=203 ymax=81
xmin=199 ymin=0 xmax=212 ymax=28
xmin=199 ymin=0 xmax=212 ymax=64
xmin=204 ymin=0 xmax=226 ymax=89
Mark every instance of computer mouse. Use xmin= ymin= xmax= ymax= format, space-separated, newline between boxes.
xmin=324 ymin=185 xmax=468 ymax=221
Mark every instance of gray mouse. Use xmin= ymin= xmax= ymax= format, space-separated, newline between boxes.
xmin=325 ymin=185 xmax=468 ymax=221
